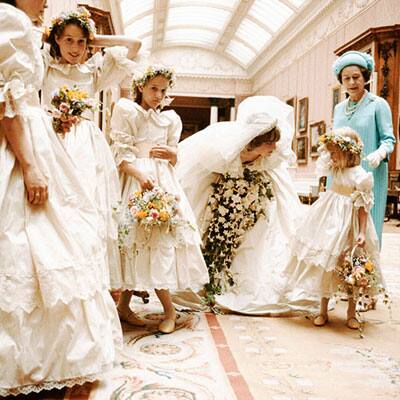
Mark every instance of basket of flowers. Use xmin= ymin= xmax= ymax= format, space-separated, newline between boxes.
xmin=335 ymin=244 xmax=390 ymax=335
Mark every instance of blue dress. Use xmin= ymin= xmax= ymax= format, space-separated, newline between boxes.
xmin=333 ymin=91 xmax=396 ymax=245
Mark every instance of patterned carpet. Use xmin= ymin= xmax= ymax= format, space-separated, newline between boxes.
xmin=2 ymin=227 xmax=399 ymax=400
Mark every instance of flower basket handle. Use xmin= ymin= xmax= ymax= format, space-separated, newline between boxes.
xmin=350 ymin=244 xmax=361 ymax=267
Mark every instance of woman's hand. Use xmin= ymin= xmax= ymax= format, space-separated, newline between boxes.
xmin=356 ymin=232 xmax=366 ymax=247
xmin=23 ymin=165 xmax=48 ymax=205
xmin=136 ymin=171 xmax=155 ymax=190
xmin=150 ymin=145 xmax=178 ymax=166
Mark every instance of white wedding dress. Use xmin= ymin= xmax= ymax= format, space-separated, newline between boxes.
xmin=173 ymin=96 xmax=314 ymax=315
xmin=41 ymin=45 xmax=136 ymax=285
xmin=0 ymin=5 xmax=121 ymax=396
xmin=109 ymin=99 xmax=209 ymax=291
xmin=276 ymin=152 xmax=382 ymax=308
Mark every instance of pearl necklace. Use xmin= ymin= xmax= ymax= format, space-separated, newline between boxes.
xmin=344 ymin=90 xmax=367 ymax=118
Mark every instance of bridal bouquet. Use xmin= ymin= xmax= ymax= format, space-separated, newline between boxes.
xmin=202 ymin=167 xmax=274 ymax=306
xmin=335 ymin=245 xmax=390 ymax=335
xmin=118 ymin=187 xmax=182 ymax=249
xmin=48 ymin=85 xmax=96 ymax=136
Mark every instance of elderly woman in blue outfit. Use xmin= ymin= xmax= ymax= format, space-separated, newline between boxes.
xmin=332 ymin=50 xmax=396 ymax=246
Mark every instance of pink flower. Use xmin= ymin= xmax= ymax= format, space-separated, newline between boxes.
xmin=358 ymin=277 xmax=369 ymax=287
xmin=59 ymin=102 xmax=70 ymax=113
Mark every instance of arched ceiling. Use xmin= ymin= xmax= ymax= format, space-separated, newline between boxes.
xmin=120 ymin=0 xmax=310 ymax=72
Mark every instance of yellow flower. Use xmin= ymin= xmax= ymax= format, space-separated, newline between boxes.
xmin=364 ymin=261 xmax=374 ymax=272
xmin=136 ymin=210 xmax=148 ymax=219
xmin=319 ymin=135 xmax=326 ymax=143
xmin=159 ymin=211 xmax=170 ymax=222
xmin=134 ymin=191 xmax=142 ymax=197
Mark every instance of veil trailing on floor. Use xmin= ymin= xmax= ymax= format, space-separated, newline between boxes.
xmin=174 ymin=96 xmax=313 ymax=315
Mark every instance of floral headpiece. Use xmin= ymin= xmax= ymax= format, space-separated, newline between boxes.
xmin=319 ymin=133 xmax=363 ymax=155
xmin=46 ymin=7 xmax=96 ymax=40
xmin=131 ymin=65 xmax=175 ymax=100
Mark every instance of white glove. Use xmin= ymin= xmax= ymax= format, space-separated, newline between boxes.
xmin=366 ymin=145 xmax=387 ymax=168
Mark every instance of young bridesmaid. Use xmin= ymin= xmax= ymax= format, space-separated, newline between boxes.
xmin=278 ymin=127 xmax=382 ymax=329
xmin=42 ymin=7 xmax=141 ymax=282
xmin=110 ymin=65 xmax=209 ymax=333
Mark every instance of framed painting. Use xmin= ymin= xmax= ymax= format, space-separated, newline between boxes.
xmin=310 ymin=121 xmax=326 ymax=157
xmin=297 ymin=97 xmax=308 ymax=133
xmin=331 ymin=85 xmax=342 ymax=120
xmin=286 ymin=96 xmax=297 ymax=151
xmin=296 ymin=136 xmax=308 ymax=164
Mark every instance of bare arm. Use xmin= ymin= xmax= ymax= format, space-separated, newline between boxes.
xmin=120 ymin=160 xmax=154 ymax=190
xmin=92 ymin=34 xmax=141 ymax=59
xmin=0 ymin=116 xmax=48 ymax=205
xmin=149 ymin=145 xmax=178 ymax=166
xmin=356 ymin=206 xmax=367 ymax=246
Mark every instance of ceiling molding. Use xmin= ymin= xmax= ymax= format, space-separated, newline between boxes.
xmin=215 ymin=0 xmax=256 ymax=52
xmin=249 ymin=0 xmax=337 ymax=79
xmin=152 ymin=0 xmax=168 ymax=50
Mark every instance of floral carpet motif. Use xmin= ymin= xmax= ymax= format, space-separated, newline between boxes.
xmin=214 ymin=231 xmax=400 ymax=400
xmin=70 ymin=307 xmax=237 ymax=400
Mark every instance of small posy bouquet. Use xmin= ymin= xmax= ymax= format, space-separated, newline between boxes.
xmin=48 ymin=85 xmax=96 ymax=136
xmin=118 ymin=187 xmax=182 ymax=249
xmin=335 ymin=245 xmax=390 ymax=335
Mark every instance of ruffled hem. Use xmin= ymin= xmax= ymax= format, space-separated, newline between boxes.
xmin=290 ymin=237 xmax=342 ymax=271
xmin=0 ymin=364 xmax=112 ymax=397
xmin=0 ymin=255 xmax=107 ymax=313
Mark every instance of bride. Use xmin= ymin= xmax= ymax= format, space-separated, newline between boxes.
xmin=173 ymin=96 xmax=316 ymax=315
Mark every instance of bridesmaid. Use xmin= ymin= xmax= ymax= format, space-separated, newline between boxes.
xmin=0 ymin=0 xmax=121 ymax=396
xmin=42 ymin=7 xmax=141 ymax=283
xmin=332 ymin=50 xmax=396 ymax=246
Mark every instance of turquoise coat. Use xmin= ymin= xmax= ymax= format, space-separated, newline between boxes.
xmin=333 ymin=92 xmax=396 ymax=246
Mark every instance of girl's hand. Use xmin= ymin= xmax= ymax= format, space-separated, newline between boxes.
xmin=356 ymin=232 xmax=366 ymax=247
xmin=150 ymin=145 xmax=178 ymax=165
xmin=23 ymin=165 xmax=48 ymax=205
xmin=136 ymin=172 xmax=155 ymax=190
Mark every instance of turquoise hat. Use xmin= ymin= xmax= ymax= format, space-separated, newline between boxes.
xmin=332 ymin=50 xmax=374 ymax=76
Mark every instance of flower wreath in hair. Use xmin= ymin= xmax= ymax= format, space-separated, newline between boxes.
xmin=45 ymin=7 xmax=96 ymax=40
xmin=131 ymin=65 xmax=176 ymax=103
xmin=319 ymin=133 xmax=363 ymax=155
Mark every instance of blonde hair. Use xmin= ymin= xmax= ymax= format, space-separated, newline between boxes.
xmin=326 ymin=127 xmax=362 ymax=171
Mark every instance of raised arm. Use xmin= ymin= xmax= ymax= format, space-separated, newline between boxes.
xmin=92 ymin=34 xmax=141 ymax=59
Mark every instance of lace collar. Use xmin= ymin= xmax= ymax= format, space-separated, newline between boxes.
xmin=42 ymin=47 xmax=101 ymax=75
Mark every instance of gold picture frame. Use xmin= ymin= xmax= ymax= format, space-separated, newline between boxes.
xmin=310 ymin=121 xmax=326 ymax=157
xmin=297 ymin=97 xmax=308 ymax=134
xmin=296 ymin=136 xmax=308 ymax=164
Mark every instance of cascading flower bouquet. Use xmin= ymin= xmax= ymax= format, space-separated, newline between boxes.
xmin=335 ymin=245 xmax=390 ymax=336
xmin=118 ymin=186 xmax=184 ymax=250
xmin=48 ymin=85 xmax=96 ymax=136
xmin=202 ymin=167 xmax=274 ymax=307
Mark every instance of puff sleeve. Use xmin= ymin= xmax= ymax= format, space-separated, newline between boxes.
xmin=315 ymin=146 xmax=332 ymax=177
xmin=0 ymin=5 xmax=41 ymax=119
xmin=93 ymin=46 xmax=136 ymax=93
xmin=351 ymin=168 xmax=374 ymax=212
xmin=164 ymin=110 xmax=182 ymax=147
xmin=110 ymin=98 xmax=139 ymax=166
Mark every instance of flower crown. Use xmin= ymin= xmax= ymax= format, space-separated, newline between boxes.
xmin=132 ymin=65 xmax=175 ymax=99
xmin=319 ymin=133 xmax=363 ymax=155
xmin=47 ymin=7 xmax=96 ymax=40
